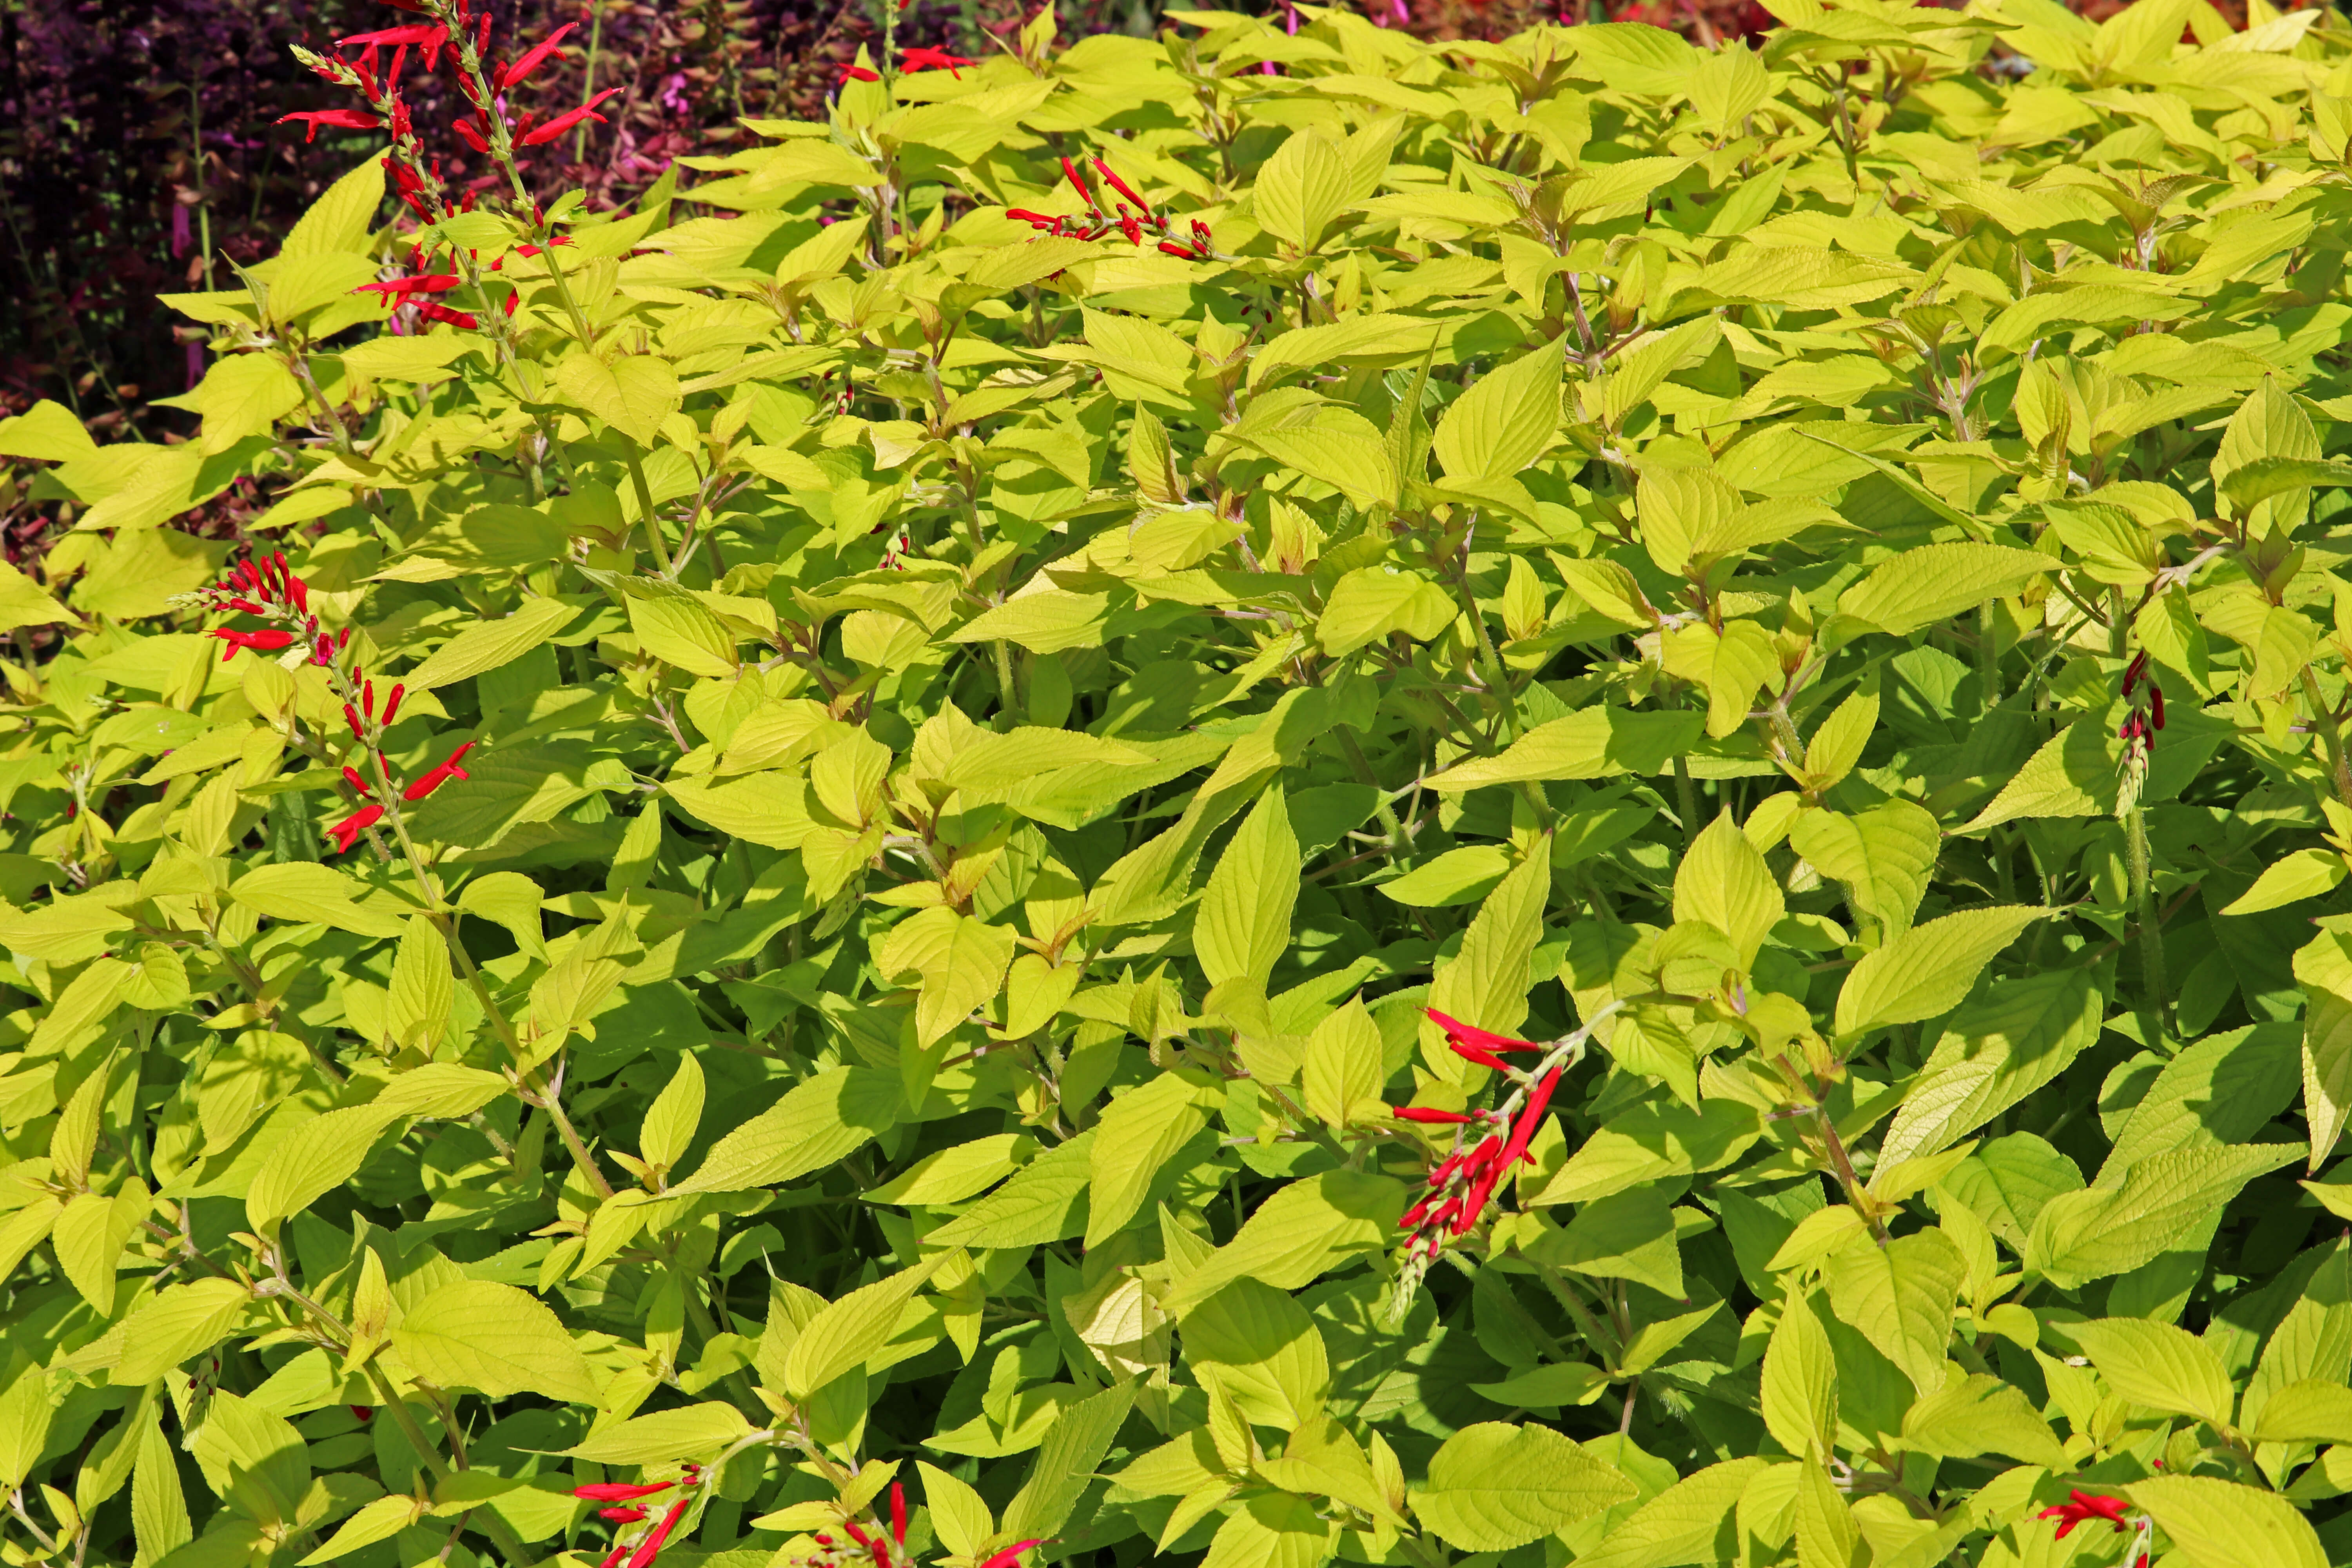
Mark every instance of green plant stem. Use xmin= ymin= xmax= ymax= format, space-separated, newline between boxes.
xmin=625 ymin=450 xmax=677 ymax=577
xmin=1673 ymin=753 xmax=1700 ymax=849
xmin=188 ymin=82 xmax=213 ymax=292
xmin=2300 ymin=667 xmax=2352 ymax=813
xmin=576 ymin=1 xmax=608 ymax=166
xmin=2125 ymin=804 xmax=2172 ymax=1045
xmin=1977 ymin=599 xmax=1999 ymax=715
xmin=1817 ymin=1102 xmax=1889 ymax=1247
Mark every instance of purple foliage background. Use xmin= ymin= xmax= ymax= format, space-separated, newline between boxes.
xmin=0 ymin=0 xmax=1169 ymax=436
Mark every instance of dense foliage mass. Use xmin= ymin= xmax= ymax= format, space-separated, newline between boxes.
xmin=7 ymin=1 xmax=2352 ymax=1566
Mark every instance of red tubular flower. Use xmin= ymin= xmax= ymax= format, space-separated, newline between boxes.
xmin=211 ymin=628 xmax=297 ymax=662
xmin=520 ymin=87 xmax=621 ymax=144
xmin=597 ymin=1547 xmax=629 ymax=1568
xmin=497 ymin=22 xmax=576 ymax=91
xmin=338 ymin=24 xmax=444 ymax=48
xmin=363 ymin=680 xmax=376 ymax=720
xmin=328 ymin=805 xmax=385 ymax=855
xmin=1500 ymin=1065 xmax=1562 ymax=1169
xmin=341 ymin=766 xmax=370 ymax=794
xmin=601 ymin=1507 xmax=650 ymax=1523
xmin=574 ymin=1483 xmax=678 ymax=1503
xmin=976 ymin=1543 xmax=1044 ymax=1568
xmin=624 ymin=1499 xmax=689 ymax=1568
xmin=840 ymin=64 xmax=882 ymax=83
xmin=2037 ymin=1492 xmax=2130 ymax=1539
xmin=1119 ymin=212 xmax=1142 ymax=245
xmin=453 ymin=115 xmax=491 ymax=153
xmin=1061 ymin=156 xmax=1096 ymax=210
xmin=404 ymin=742 xmax=475 ymax=801
xmin=356 ymin=274 xmax=461 ymax=300
xmin=344 ymin=703 xmax=365 ymax=739
xmin=1157 ymin=240 xmax=1198 ymax=259
xmin=1397 ymin=1198 xmax=1432 ymax=1229
xmin=2151 ymin=683 xmax=2165 ymax=730
xmin=1392 ymin=1106 xmax=1477 ymax=1125
xmin=349 ymin=1405 xmax=373 ymax=1421
xmin=280 ymin=109 xmax=382 ymax=142
xmin=228 ymin=598 xmax=268 ymax=616
xmin=1425 ymin=1007 xmax=1540 ymax=1054
xmin=841 ymin=1524 xmax=875 ymax=1551
xmin=901 ymin=45 xmax=977 ymax=75
xmin=1093 ymin=160 xmax=1150 ymax=211
xmin=414 ymin=303 xmax=479 ymax=328
xmin=383 ymin=684 xmax=405 ymax=726
xmin=890 ymin=1484 xmax=907 ymax=1545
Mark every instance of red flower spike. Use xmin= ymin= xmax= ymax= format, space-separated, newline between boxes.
xmin=1093 ymin=160 xmax=1150 ymax=212
xmin=279 ymin=108 xmax=383 ymax=143
xmin=1392 ymin=1106 xmax=1477 ymax=1125
xmin=328 ymin=805 xmax=385 ymax=855
xmin=404 ymin=742 xmax=475 ymax=801
xmin=2037 ymin=1492 xmax=2130 ymax=1540
xmin=573 ymin=1483 xmax=677 ymax=1503
xmin=497 ymin=22 xmax=576 ymax=91
xmin=976 ymin=1543 xmax=1044 ymax=1568
xmin=840 ymin=64 xmax=882 ymax=83
xmin=383 ymin=684 xmax=405 ymax=726
xmin=890 ymin=1483 xmax=906 ymax=1545
xmin=211 ymin=629 xmax=297 ymax=662
xmin=520 ymin=87 xmax=621 ymax=144
xmin=624 ymin=1497 xmax=692 ymax=1568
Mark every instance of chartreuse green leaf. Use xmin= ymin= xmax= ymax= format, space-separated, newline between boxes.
xmin=1760 ymin=1291 xmax=1839 ymax=1459
xmin=2061 ymin=1318 xmax=2235 ymax=1428
xmin=392 ymin=1280 xmax=603 ymax=1404
xmin=1411 ymin=1423 xmax=1635 ymax=1550
xmin=1834 ymin=907 xmax=2046 ymax=1039
xmin=2125 ymin=1476 xmax=2328 ymax=1568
